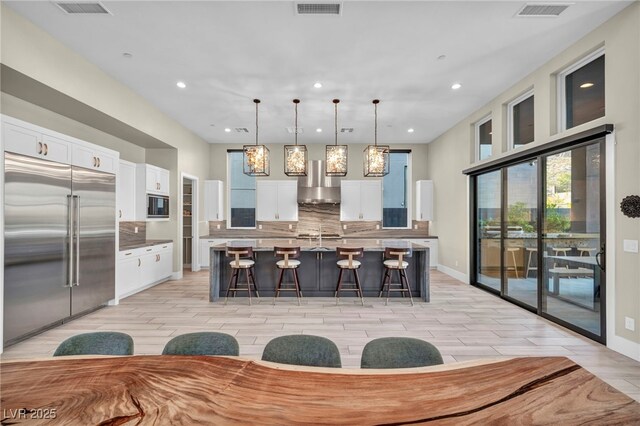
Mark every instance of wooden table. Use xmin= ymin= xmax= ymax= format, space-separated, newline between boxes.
xmin=2 ymin=356 xmax=639 ymax=425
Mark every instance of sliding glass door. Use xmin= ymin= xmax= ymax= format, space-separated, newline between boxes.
xmin=541 ymin=142 xmax=605 ymax=338
xmin=476 ymin=171 xmax=501 ymax=291
xmin=470 ymin=137 xmax=606 ymax=343
xmin=503 ymin=161 xmax=538 ymax=309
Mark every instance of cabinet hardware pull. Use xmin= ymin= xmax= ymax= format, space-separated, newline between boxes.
xmin=146 ymin=248 xmax=152 ymax=252
xmin=37 ymin=142 xmax=43 ymax=154
xmin=43 ymin=144 xmax=48 ymax=155
xmin=93 ymin=157 xmax=97 ymax=167
xmin=162 ymin=245 xmax=167 ymax=248
xmin=125 ymin=252 xmax=132 ymax=256
xmin=97 ymin=157 xmax=101 ymax=167
xmin=138 ymin=259 xmax=141 ymax=267
xmin=119 ymin=209 xmax=122 ymax=218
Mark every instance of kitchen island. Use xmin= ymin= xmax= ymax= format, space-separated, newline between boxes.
xmin=209 ymin=239 xmax=430 ymax=301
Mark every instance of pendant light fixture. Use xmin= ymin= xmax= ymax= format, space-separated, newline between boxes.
xmin=284 ymin=99 xmax=308 ymax=176
xmin=325 ymin=99 xmax=348 ymax=176
xmin=243 ymin=99 xmax=270 ymax=176
xmin=363 ymin=99 xmax=390 ymax=177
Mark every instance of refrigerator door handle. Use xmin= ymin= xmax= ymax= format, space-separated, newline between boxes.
xmin=67 ymin=195 xmax=74 ymax=288
xmin=74 ymin=195 xmax=81 ymax=286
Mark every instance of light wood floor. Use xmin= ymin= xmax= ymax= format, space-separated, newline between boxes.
xmin=2 ymin=270 xmax=639 ymax=401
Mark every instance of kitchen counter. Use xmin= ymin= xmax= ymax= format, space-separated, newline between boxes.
xmin=119 ymin=239 xmax=173 ymax=251
xmin=209 ymin=239 xmax=430 ymax=301
xmin=200 ymin=235 xmax=438 ymax=240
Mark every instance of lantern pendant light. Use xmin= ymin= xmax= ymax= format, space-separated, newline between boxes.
xmin=325 ymin=99 xmax=348 ymax=176
xmin=243 ymin=99 xmax=270 ymax=176
xmin=363 ymin=99 xmax=389 ymax=177
xmin=284 ymin=99 xmax=308 ymax=176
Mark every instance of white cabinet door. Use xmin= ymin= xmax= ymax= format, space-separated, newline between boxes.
xmin=199 ymin=239 xmax=226 ymax=268
xmin=139 ymin=249 xmax=157 ymax=285
xmin=360 ymin=180 xmax=382 ymax=221
xmin=416 ymin=180 xmax=434 ymax=221
xmin=157 ymin=168 xmax=170 ymax=196
xmin=340 ymin=181 xmax=361 ymax=221
xmin=3 ymin=122 xmax=71 ymax=164
xmin=157 ymin=244 xmax=173 ymax=280
xmin=256 ymin=181 xmax=279 ymax=221
xmin=117 ymin=160 xmax=136 ymax=221
xmin=117 ymin=255 xmax=141 ymax=297
xmin=204 ymin=180 xmax=224 ymax=221
xmin=71 ymin=144 xmax=118 ymax=174
xmin=277 ymin=181 xmax=298 ymax=221
xmin=146 ymin=167 xmax=158 ymax=193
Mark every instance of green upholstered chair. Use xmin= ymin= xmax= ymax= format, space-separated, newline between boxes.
xmin=162 ymin=332 xmax=239 ymax=356
xmin=53 ymin=332 xmax=134 ymax=357
xmin=360 ymin=337 xmax=443 ymax=369
xmin=261 ymin=335 xmax=342 ymax=368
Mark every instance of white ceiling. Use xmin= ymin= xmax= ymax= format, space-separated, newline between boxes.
xmin=5 ymin=1 xmax=632 ymax=145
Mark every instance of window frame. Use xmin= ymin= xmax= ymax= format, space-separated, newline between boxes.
xmin=382 ymin=150 xmax=412 ymax=230
xmin=557 ymin=47 xmax=605 ymax=132
xmin=475 ymin=114 xmax=493 ymax=162
xmin=226 ymin=150 xmax=256 ymax=230
xmin=507 ymin=89 xmax=535 ymax=151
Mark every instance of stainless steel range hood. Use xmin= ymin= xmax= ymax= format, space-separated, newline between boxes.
xmin=298 ymin=160 xmax=341 ymax=204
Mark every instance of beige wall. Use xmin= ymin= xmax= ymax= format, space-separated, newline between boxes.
xmin=208 ymin=142 xmax=429 ymax=223
xmin=426 ymin=3 xmax=640 ymax=345
xmin=0 ymin=5 xmax=212 ymax=272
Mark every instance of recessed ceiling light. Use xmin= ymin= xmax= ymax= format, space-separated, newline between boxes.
xmin=580 ymin=82 xmax=594 ymax=88
xmin=176 ymin=81 xmax=186 ymax=89
xmin=122 ymin=52 xmax=133 ymax=59
xmin=407 ymin=128 xmax=415 ymax=133
xmin=224 ymin=128 xmax=231 ymax=133
xmin=451 ymin=83 xmax=462 ymax=90
xmin=314 ymin=82 xmax=323 ymax=88
xmin=316 ymin=128 xmax=322 ymax=132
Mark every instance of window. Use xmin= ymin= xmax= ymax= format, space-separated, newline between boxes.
xmin=227 ymin=151 xmax=256 ymax=228
xmin=559 ymin=49 xmax=605 ymax=131
xmin=508 ymin=90 xmax=534 ymax=149
xmin=475 ymin=115 xmax=492 ymax=161
xmin=383 ymin=151 xmax=410 ymax=228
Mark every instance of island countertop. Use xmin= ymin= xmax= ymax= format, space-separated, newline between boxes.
xmin=209 ymin=239 xmax=431 ymax=301
xmin=211 ymin=238 xmax=428 ymax=252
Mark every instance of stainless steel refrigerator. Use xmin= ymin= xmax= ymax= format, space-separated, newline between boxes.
xmin=4 ymin=152 xmax=115 ymax=345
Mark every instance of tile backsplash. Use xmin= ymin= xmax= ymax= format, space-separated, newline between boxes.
xmin=119 ymin=221 xmax=147 ymax=246
xmin=208 ymin=204 xmax=430 ymax=237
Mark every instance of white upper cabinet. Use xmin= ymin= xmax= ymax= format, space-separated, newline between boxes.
xmin=2 ymin=115 xmax=118 ymax=171
xmin=415 ymin=180 xmax=434 ymax=221
xmin=256 ymin=180 xmax=298 ymax=221
xmin=117 ymin=160 xmax=137 ymax=221
xmin=138 ymin=163 xmax=170 ymax=196
xmin=72 ymin=143 xmax=118 ymax=174
xmin=204 ymin=180 xmax=224 ymax=221
xmin=340 ymin=180 xmax=382 ymax=221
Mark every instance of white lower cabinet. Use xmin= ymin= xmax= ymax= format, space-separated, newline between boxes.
xmin=408 ymin=239 xmax=439 ymax=269
xmin=117 ymin=243 xmax=173 ymax=298
xmin=199 ymin=239 xmax=227 ymax=268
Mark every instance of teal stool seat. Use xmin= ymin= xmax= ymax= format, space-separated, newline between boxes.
xmin=53 ymin=332 xmax=134 ymax=357
xmin=162 ymin=332 xmax=239 ymax=356
xmin=361 ymin=337 xmax=443 ymax=369
xmin=262 ymin=335 xmax=342 ymax=368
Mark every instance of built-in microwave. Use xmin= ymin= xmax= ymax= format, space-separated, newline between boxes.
xmin=147 ymin=194 xmax=169 ymax=218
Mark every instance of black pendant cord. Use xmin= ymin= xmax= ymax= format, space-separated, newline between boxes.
xmin=333 ymin=99 xmax=340 ymax=146
xmin=295 ymin=100 xmax=299 ymax=146
xmin=373 ymin=99 xmax=380 ymax=147
xmin=254 ymin=99 xmax=260 ymax=146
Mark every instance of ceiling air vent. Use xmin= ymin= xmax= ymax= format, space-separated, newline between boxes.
xmin=296 ymin=2 xmax=342 ymax=15
xmin=235 ymin=128 xmax=249 ymax=133
xmin=516 ymin=3 xmax=570 ymax=17
xmin=55 ymin=2 xmax=111 ymax=14
xmin=286 ymin=127 xmax=304 ymax=134
xmin=340 ymin=128 xmax=354 ymax=133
